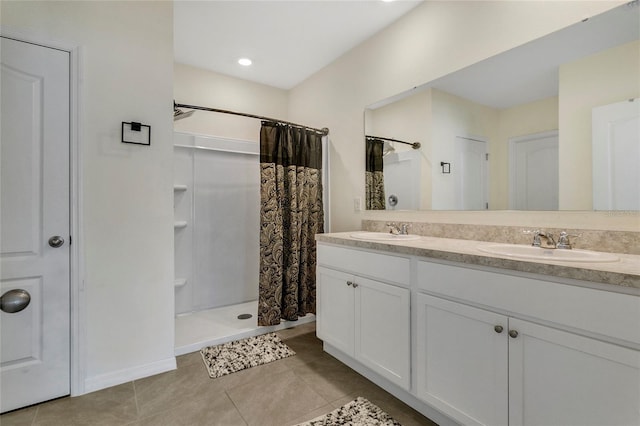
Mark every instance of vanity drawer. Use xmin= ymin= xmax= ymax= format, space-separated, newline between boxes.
xmin=317 ymin=243 xmax=410 ymax=286
xmin=417 ymin=260 xmax=640 ymax=346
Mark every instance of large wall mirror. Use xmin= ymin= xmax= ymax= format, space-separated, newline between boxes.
xmin=364 ymin=3 xmax=639 ymax=211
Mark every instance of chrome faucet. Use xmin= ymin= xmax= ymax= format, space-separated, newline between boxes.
xmin=400 ymin=223 xmax=411 ymax=235
xmin=537 ymin=231 xmax=556 ymax=248
xmin=524 ymin=229 xmax=581 ymax=249
xmin=386 ymin=222 xmax=400 ymax=235
xmin=524 ymin=230 xmax=556 ymax=248
xmin=386 ymin=222 xmax=411 ymax=235
xmin=556 ymin=231 xmax=581 ymax=249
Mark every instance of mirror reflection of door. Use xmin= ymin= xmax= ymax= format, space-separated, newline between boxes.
xmin=592 ymin=99 xmax=640 ymax=211
xmin=509 ymin=131 xmax=559 ymax=210
xmin=454 ymin=137 xmax=488 ymax=210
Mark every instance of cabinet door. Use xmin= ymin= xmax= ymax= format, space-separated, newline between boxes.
xmin=316 ymin=267 xmax=355 ymax=356
xmin=509 ymin=318 xmax=640 ymax=426
xmin=355 ymin=276 xmax=410 ymax=389
xmin=416 ymin=294 xmax=508 ymax=426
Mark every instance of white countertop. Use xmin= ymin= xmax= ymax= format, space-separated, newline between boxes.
xmin=316 ymin=232 xmax=640 ymax=291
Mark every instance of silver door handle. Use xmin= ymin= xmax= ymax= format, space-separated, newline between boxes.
xmin=1 ymin=289 xmax=31 ymax=313
xmin=48 ymin=235 xmax=64 ymax=248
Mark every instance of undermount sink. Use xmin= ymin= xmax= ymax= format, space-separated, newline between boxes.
xmin=350 ymin=231 xmax=421 ymax=242
xmin=477 ymin=244 xmax=620 ymax=263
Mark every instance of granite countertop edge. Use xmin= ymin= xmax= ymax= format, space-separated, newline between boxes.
xmin=315 ymin=233 xmax=640 ymax=291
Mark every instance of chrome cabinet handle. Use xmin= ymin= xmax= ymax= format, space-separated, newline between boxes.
xmin=48 ymin=235 xmax=64 ymax=248
xmin=494 ymin=325 xmax=504 ymax=334
xmin=352 ymin=283 xmax=358 ymax=288
xmin=346 ymin=281 xmax=353 ymax=286
xmin=509 ymin=330 xmax=519 ymax=339
xmin=1 ymin=289 xmax=31 ymax=313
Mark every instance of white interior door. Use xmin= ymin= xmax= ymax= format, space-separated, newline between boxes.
xmin=454 ymin=136 xmax=487 ymax=210
xmin=509 ymin=131 xmax=559 ymax=210
xmin=592 ymin=99 xmax=640 ymax=211
xmin=1 ymin=37 xmax=70 ymax=412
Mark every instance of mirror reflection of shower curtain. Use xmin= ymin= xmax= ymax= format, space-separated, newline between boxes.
xmin=366 ymin=138 xmax=385 ymax=209
xmin=258 ymin=122 xmax=324 ymax=326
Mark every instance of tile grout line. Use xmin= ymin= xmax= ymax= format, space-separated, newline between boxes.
xmin=131 ymin=380 xmax=141 ymax=421
xmin=286 ymin=367 xmax=332 ymax=425
xmin=30 ymin=406 xmax=40 ymax=426
xmin=224 ymin=390 xmax=249 ymax=426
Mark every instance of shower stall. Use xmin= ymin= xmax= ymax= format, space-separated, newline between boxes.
xmin=173 ymin=131 xmax=319 ymax=355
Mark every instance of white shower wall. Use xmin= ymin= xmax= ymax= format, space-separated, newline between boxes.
xmin=174 ymin=132 xmax=259 ymax=315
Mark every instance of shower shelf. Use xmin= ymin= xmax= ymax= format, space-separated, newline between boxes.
xmin=173 ymin=184 xmax=187 ymax=192
xmin=174 ymin=221 xmax=188 ymax=229
xmin=174 ymin=278 xmax=187 ymax=288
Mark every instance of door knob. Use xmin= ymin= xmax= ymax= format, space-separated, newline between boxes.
xmin=1 ymin=289 xmax=31 ymax=313
xmin=48 ymin=235 xmax=64 ymax=248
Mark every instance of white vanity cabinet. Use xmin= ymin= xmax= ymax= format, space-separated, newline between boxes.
xmin=508 ymin=318 xmax=639 ymax=426
xmin=416 ymin=293 xmax=509 ymax=426
xmin=417 ymin=260 xmax=640 ymax=426
xmin=316 ymin=244 xmax=411 ymax=390
xmin=315 ymin=237 xmax=639 ymax=426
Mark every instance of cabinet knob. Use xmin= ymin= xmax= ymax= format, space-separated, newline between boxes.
xmin=494 ymin=325 xmax=504 ymax=334
xmin=509 ymin=330 xmax=519 ymax=339
xmin=346 ymin=281 xmax=353 ymax=286
xmin=352 ymin=282 xmax=359 ymax=288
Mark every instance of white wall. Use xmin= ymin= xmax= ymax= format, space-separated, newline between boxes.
xmin=1 ymin=1 xmax=176 ymax=392
xmin=288 ymin=0 xmax=629 ymax=232
xmin=174 ymin=62 xmax=288 ymax=142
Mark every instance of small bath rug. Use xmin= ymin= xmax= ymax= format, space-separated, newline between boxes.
xmin=200 ymin=332 xmax=295 ymax=378
xmin=294 ymin=397 xmax=402 ymax=426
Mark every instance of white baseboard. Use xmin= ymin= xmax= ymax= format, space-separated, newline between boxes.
xmin=83 ymin=357 xmax=177 ymax=395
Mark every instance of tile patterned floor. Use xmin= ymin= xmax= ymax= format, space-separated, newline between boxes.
xmin=1 ymin=323 xmax=437 ymax=426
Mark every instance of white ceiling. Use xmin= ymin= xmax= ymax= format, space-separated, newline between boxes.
xmin=174 ymin=0 xmax=423 ymax=90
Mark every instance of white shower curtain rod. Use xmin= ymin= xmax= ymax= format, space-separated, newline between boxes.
xmin=366 ymin=135 xmax=421 ymax=149
xmin=174 ymin=101 xmax=330 ymax=136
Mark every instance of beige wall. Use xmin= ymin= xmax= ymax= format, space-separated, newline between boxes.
xmin=174 ymin=62 xmax=289 ymax=142
xmin=288 ymin=0 xmax=630 ymax=232
xmin=368 ymin=91 xmax=432 ymax=209
xmin=2 ymin=1 xmax=175 ymax=392
xmin=495 ymin=96 xmax=559 ymax=209
xmin=559 ymin=40 xmax=640 ymax=210
xmin=430 ymin=89 xmax=499 ymax=210
xmin=366 ymin=89 xmax=560 ymax=211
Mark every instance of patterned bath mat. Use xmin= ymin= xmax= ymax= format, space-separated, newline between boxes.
xmin=200 ymin=332 xmax=295 ymax=378
xmin=295 ymin=397 xmax=402 ymax=426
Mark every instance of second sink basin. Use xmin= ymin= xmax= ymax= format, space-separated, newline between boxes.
xmin=477 ymin=244 xmax=619 ymax=263
xmin=350 ymin=231 xmax=421 ymax=242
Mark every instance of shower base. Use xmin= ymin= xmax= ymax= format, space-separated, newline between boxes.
xmin=174 ymin=300 xmax=316 ymax=356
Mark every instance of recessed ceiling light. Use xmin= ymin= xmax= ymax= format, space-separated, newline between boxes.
xmin=238 ymin=58 xmax=252 ymax=66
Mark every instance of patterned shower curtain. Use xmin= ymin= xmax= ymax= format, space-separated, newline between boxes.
xmin=258 ymin=121 xmax=324 ymax=326
xmin=366 ymin=137 xmax=385 ymax=210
